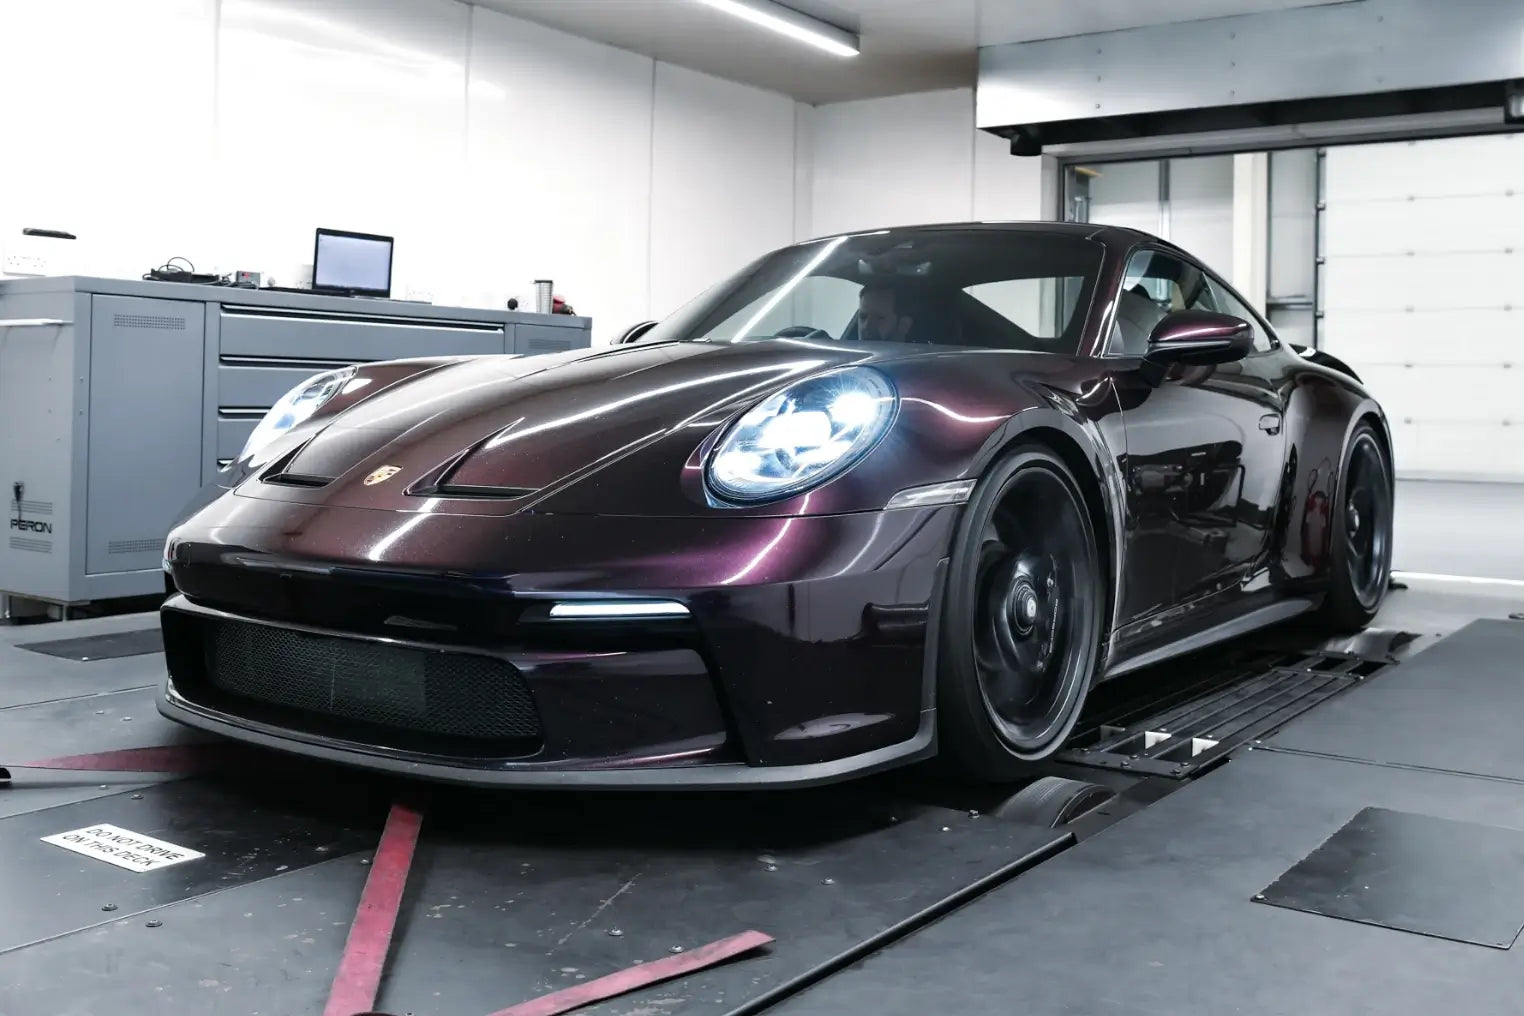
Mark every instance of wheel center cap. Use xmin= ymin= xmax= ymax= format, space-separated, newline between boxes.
xmin=1348 ymin=506 xmax=1361 ymax=534
xmin=1011 ymin=584 xmax=1039 ymax=635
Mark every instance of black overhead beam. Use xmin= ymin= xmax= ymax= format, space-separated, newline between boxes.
xmin=997 ymin=80 xmax=1524 ymax=156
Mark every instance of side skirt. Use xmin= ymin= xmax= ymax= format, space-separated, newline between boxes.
xmin=1103 ymin=596 xmax=1318 ymax=681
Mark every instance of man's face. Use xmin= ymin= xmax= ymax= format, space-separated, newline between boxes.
xmin=857 ymin=288 xmax=909 ymax=342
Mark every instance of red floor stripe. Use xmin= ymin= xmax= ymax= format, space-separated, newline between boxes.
xmin=323 ymin=801 xmax=424 ymax=1016
xmin=13 ymin=745 xmax=222 ymax=773
xmin=483 ymin=930 xmax=775 ymax=1016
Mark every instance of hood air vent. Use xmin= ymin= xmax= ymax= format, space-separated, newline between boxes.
xmin=263 ymin=470 xmax=333 ymax=488
xmin=419 ymin=483 xmax=538 ymax=500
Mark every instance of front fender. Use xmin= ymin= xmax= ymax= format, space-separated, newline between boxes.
xmin=963 ymin=392 xmax=1130 ymax=645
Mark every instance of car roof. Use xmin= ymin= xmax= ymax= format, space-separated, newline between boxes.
xmin=796 ymin=219 xmax=1175 ymax=255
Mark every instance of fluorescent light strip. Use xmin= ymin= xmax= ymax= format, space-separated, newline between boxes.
xmin=548 ymin=601 xmax=691 ymax=619
xmin=692 ymin=0 xmax=859 ymax=58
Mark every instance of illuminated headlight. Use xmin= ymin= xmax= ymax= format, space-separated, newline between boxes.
xmin=706 ymin=366 xmax=897 ymax=502
xmin=238 ymin=365 xmax=359 ymax=463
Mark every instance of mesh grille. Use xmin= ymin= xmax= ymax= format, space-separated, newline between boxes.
xmin=108 ymin=538 xmax=162 ymax=555
xmin=205 ymin=620 xmax=539 ymax=741
xmin=114 ymin=313 xmax=185 ymax=330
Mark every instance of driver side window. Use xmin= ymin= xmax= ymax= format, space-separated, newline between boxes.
xmin=1205 ymin=278 xmax=1276 ymax=354
xmin=1107 ymin=249 xmax=1218 ymax=356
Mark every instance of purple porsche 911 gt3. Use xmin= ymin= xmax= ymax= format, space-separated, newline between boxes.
xmin=158 ymin=221 xmax=1394 ymax=788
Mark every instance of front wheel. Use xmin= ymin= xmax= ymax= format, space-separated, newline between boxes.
xmin=1313 ymin=421 xmax=1394 ymax=631
xmin=936 ymin=445 xmax=1105 ymax=783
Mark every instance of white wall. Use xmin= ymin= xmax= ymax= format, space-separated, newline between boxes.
xmin=0 ymin=4 xmax=1052 ymax=344
xmin=0 ymin=0 xmax=810 ymax=344
xmin=807 ymin=88 xmax=1052 ymax=239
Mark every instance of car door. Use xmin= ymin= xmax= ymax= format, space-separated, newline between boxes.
xmin=1106 ymin=247 xmax=1290 ymax=624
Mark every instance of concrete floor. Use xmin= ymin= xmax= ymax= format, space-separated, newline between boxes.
xmin=1393 ymin=479 xmax=1524 ymax=582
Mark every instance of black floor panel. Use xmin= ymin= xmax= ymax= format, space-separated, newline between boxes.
xmin=0 ymin=780 xmax=1068 ymax=1016
xmin=0 ymin=652 xmax=163 ymax=710
xmin=374 ymin=800 xmax=1068 ymax=1016
xmin=0 ymin=777 xmax=383 ymax=957
xmin=1255 ymin=805 xmax=1524 ymax=948
xmin=0 ymin=687 xmax=212 ymax=773
xmin=1270 ymin=618 xmax=1524 ymax=780
xmin=0 ymin=853 xmax=371 ymax=1016
xmin=765 ymin=749 xmax=1524 ymax=1016
xmin=16 ymin=627 xmax=164 ymax=661
xmin=0 ymin=776 xmax=165 ymax=822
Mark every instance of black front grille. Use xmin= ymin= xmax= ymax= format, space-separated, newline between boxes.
xmin=197 ymin=619 xmax=541 ymax=751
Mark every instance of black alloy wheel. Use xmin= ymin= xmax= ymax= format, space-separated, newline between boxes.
xmin=1315 ymin=422 xmax=1394 ymax=630
xmin=938 ymin=445 xmax=1105 ymax=782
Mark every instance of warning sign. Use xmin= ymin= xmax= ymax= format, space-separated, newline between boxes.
xmin=41 ymin=823 xmax=205 ymax=873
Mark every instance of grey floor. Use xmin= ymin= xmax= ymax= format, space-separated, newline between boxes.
xmin=1394 ymin=478 xmax=1524 ymax=582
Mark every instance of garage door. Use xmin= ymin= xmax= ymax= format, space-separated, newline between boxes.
xmin=1322 ymin=133 xmax=1524 ymax=483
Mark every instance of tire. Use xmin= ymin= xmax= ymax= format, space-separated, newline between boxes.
xmin=936 ymin=444 xmax=1106 ymax=783
xmin=1313 ymin=421 xmax=1394 ymax=631
xmin=990 ymin=775 xmax=1116 ymax=828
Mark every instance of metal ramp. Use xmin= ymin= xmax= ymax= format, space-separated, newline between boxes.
xmin=1057 ymin=645 xmax=1397 ymax=779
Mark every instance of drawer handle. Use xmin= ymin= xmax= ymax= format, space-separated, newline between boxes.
xmin=0 ymin=318 xmax=69 ymax=328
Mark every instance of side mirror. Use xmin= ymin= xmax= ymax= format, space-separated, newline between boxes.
xmin=1145 ymin=310 xmax=1253 ymax=365
xmin=617 ymin=320 xmax=658 ymax=344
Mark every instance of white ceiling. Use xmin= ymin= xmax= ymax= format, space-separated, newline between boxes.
xmin=473 ymin=0 xmax=1350 ymax=105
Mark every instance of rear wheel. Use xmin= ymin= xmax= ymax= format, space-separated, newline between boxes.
xmin=1314 ymin=422 xmax=1394 ymax=630
xmin=936 ymin=445 xmax=1105 ymax=783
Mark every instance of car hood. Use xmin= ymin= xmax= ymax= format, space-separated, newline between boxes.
xmin=240 ymin=339 xmax=892 ymax=514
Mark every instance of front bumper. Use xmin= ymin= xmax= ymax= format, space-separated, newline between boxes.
xmin=158 ymin=499 xmax=957 ymax=789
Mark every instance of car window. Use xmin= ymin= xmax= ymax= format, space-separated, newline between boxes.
xmin=1205 ymin=278 xmax=1275 ymax=353
xmin=723 ymin=276 xmax=865 ymax=339
xmin=634 ymin=228 xmax=1107 ymax=355
xmin=965 ymin=277 xmax=1087 ymax=339
xmin=1107 ymin=249 xmax=1219 ymax=355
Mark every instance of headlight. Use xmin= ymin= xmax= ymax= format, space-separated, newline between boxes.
xmin=706 ymin=366 xmax=897 ymax=503
xmin=239 ymin=365 xmax=358 ymax=463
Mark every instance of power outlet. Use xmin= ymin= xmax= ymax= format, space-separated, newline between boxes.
xmin=3 ymin=252 xmax=48 ymax=276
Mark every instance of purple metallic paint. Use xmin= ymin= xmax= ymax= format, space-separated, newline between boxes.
xmin=163 ymin=491 xmax=956 ymax=770
xmin=157 ymin=222 xmax=1390 ymax=787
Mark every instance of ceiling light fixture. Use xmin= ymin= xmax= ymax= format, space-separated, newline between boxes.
xmin=692 ymin=0 xmax=859 ymax=58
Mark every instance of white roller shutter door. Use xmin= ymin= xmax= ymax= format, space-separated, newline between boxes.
xmin=1322 ymin=133 xmax=1524 ymax=483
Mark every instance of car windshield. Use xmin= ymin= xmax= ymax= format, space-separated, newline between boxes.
xmin=635 ymin=227 xmax=1105 ymax=354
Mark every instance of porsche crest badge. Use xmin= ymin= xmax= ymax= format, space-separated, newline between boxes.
xmin=364 ymin=465 xmax=402 ymax=486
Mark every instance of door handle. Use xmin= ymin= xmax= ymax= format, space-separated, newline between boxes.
xmin=1259 ymin=413 xmax=1282 ymax=435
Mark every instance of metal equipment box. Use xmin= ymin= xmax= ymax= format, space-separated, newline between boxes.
xmin=0 ymin=277 xmax=592 ymax=611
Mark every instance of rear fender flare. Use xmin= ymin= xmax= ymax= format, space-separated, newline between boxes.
xmin=1325 ymin=397 xmax=1394 ymax=562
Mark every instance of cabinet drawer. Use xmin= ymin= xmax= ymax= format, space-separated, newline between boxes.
xmin=217 ymin=363 xmax=328 ymax=410
xmin=218 ymin=304 xmax=507 ymax=362
xmin=217 ymin=417 xmax=257 ymax=463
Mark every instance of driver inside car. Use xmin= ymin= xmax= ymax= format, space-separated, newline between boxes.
xmin=856 ymin=283 xmax=915 ymax=343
